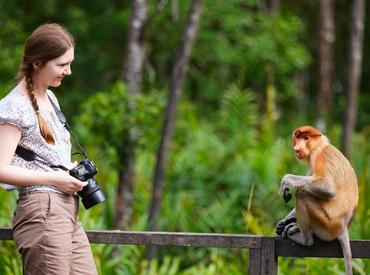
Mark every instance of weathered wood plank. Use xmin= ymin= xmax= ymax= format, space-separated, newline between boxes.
xmin=0 ymin=228 xmax=12 ymax=240
xmin=0 ymin=228 xmax=262 ymax=248
xmin=86 ymin=230 xmax=262 ymax=248
xmin=2 ymin=227 xmax=370 ymax=261
xmin=275 ymin=237 xmax=370 ymax=258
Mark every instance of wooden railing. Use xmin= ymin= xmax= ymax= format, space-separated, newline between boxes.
xmin=1 ymin=228 xmax=370 ymax=274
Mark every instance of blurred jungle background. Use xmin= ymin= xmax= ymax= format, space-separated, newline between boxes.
xmin=0 ymin=0 xmax=369 ymax=274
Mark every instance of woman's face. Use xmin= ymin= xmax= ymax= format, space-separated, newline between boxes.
xmin=35 ymin=47 xmax=74 ymax=88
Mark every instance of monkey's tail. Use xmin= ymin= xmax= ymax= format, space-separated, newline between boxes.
xmin=337 ymin=228 xmax=353 ymax=275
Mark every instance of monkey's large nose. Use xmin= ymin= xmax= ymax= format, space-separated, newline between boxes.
xmin=294 ymin=150 xmax=304 ymax=159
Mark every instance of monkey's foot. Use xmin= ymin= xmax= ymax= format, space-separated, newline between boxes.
xmin=276 ymin=217 xmax=297 ymax=236
xmin=285 ymin=225 xmax=314 ymax=246
xmin=282 ymin=223 xmax=300 ymax=237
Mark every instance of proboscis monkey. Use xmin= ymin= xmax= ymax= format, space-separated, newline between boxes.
xmin=276 ymin=126 xmax=358 ymax=275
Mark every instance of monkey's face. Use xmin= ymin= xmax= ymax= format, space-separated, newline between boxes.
xmin=292 ymin=126 xmax=323 ymax=160
xmin=293 ymin=137 xmax=310 ymax=160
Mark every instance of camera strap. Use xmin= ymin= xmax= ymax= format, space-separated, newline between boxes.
xmin=15 ymin=145 xmax=69 ymax=171
xmin=15 ymin=94 xmax=86 ymax=170
xmin=46 ymin=94 xmax=87 ymax=158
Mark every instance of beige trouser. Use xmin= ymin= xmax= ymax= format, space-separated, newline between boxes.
xmin=12 ymin=192 xmax=98 ymax=275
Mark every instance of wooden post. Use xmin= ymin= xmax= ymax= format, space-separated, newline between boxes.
xmin=261 ymin=237 xmax=277 ymax=274
xmin=249 ymin=237 xmax=277 ymax=275
xmin=249 ymin=248 xmax=262 ymax=274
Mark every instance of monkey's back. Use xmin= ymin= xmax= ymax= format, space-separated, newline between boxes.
xmin=319 ymin=144 xmax=358 ymax=225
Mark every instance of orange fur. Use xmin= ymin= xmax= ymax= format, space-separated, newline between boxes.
xmin=313 ymin=152 xmax=326 ymax=180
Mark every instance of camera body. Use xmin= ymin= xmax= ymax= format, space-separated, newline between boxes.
xmin=69 ymin=159 xmax=107 ymax=209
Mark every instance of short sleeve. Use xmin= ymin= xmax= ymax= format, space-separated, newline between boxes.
xmin=0 ymin=91 xmax=30 ymax=191
xmin=0 ymin=94 xmax=28 ymax=131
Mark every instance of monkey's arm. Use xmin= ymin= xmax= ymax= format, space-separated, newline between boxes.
xmin=279 ymin=174 xmax=336 ymax=201
xmin=304 ymin=177 xmax=336 ymax=199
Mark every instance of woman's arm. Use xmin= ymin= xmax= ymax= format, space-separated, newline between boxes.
xmin=0 ymin=123 xmax=86 ymax=193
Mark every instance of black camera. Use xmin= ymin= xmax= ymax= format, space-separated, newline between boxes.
xmin=69 ymin=159 xmax=107 ymax=209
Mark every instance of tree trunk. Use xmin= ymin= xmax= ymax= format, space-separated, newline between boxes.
xmin=294 ymin=71 xmax=308 ymax=119
xmin=268 ymin=0 xmax=280 ymax=15
xmin=123 ymin=0 xmax=147 ymax=95
xmin=341 ymin=0 xmax=365 ymax=157
xmin=146 ymin=0 xmax=203 ymax=259
xmin=316 ymin=0 xmax=335 ymax=132
xmin=114 ymin=0 xmax=147 ymax=230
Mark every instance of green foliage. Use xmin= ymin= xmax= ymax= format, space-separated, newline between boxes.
xmin=146 ymin=0 xmax=311 ymax=113
xmin=0 ymin=191 xmax=21 ymax=274
xmin=0 ymin=18 xmax=24 ymax=97
xmin=243 ymin=12 xmax=310 ymax=73
xmin=74 ymin=81 xmax=166 ymax=168
xmin=243 ymin=12 xmax=311 ymax=100
xmin=0 ymin=241 xmax=22 ymax=275
xmin=141 ymin=256 xmax=181 ymax=275
xmin=220 ymin=85 xmax=258 ymax=143
xmin=180 ymin=250 xmax=246 ymax=275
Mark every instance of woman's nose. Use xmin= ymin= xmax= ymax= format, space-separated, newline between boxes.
xmin=64 ymin=65 xmax=72 ymax=75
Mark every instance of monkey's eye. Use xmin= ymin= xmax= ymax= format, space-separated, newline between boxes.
xmin=303 ymin=136 xmax=309 ymax=140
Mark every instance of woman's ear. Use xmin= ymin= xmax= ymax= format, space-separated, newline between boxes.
xmin=32 ymin=61 xmax=42 ymax=71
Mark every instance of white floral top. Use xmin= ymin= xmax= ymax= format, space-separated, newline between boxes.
xmin=0 ymin=87 xmax=72 ymax=194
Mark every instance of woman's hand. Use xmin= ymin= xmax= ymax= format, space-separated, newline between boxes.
xmin=50 ymin=170 xmax=87 ymax=193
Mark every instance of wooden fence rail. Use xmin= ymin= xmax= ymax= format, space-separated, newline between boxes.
xmin=1 ymin=228 xmax=370 ymax=274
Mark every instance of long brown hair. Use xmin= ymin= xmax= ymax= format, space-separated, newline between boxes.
xmin=17 ymin=23 xmax=75 ymax=144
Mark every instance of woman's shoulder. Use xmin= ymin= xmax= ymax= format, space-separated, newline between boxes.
xmin=0 ymin=87 xmax=34 ymax=129
xmin=0 ymin=87 xmax=30 ymax=109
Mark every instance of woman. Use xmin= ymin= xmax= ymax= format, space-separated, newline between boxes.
xmin=0 ymin=23 xmax=98 ymax=275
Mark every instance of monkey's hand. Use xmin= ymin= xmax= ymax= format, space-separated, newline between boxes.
xmin=279 ymin=185 xmax=290 ymax=202
xmin=279 ymin=174 xmax=295 ymax=202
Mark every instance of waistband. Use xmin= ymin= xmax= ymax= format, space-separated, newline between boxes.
xmin=18 ymin=189 xmax=78 ymax=200
xmin=18 ymin=185 xmax=66 ymax=196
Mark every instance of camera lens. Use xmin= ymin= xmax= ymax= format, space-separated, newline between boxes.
xmin=78 ymin=178 xmax=107 ymax=209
